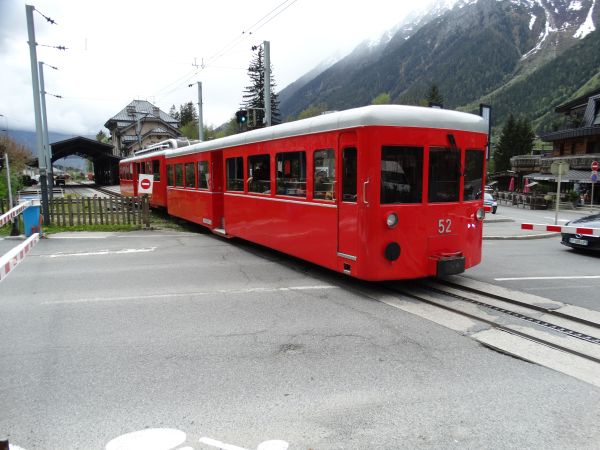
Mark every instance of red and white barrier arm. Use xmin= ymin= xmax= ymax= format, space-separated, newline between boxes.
xmin=0 ymin=201 xmax=32 ymax=228
xmin=0 ymin=233 xmax=40 ymax=282
xmin=521 ymin=223 xmax=600 ymax=237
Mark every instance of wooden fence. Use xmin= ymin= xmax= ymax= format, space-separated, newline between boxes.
xmin=49 ymin=196 xmax=150 ymax=228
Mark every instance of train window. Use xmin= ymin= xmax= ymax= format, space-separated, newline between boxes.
xmin=153 ymin=160 xmax=160 ymax=181
xmin=185 ymin=163 xmax=195 ymax=188
xmin=198 ymin=161 xmax=209 ymax=189
xmin=276 ymin=152 xmax=306 ymax=197
xmin=167 ymin=165 xmax=174 ymax=186
xmin=380 ymin=146 xmax=423 ymax=204
xmin=313 ymin=149 xmax=335 ymax=200
xmin=147 ymin=161 xmax=152 ymax=175
xmin=175 ymin=164 xmax=184 ymax=187
xmin=129 ymin=163 xmax=133 ymax=180
xmin=226 ymin=157 xmax=244 ymax=191
xmin=342 ymin=147 xmax=357 ymax=202
xmin=428 ymin=147 xmax=460 ymax=203
xmin=248 ymin=154 xmax=270 ymax=194
xmin=139 ymin=162 xmax=145 ymax=175
xmin=464 ymin=149 xmax=484 ymax=201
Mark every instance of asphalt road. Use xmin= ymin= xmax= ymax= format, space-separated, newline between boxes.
xmin=474 ymin=204 xmax=600 ymax=311
xmin=1 ymin=229 xmax=600 ymax=449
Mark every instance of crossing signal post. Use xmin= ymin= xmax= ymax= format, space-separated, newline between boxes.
xmin=236 ymin=110 xmax=248 ymax=131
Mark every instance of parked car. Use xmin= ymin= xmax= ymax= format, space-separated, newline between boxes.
xmin=484 ymin=193 xmax=497 ymax=214
xmin=54 ymin=174 xmax=68 ymax=186
xmin=561 ymin=213 xmax=600 ymax=252
xmin=21 ymin=175 xmax=38 ymax=186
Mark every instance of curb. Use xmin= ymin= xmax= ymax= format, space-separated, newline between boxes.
xmin=483 ymin=232 xmax=561 ymax=241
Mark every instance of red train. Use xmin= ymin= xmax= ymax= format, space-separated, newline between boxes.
xmin=120 ymin=105 xmax=489 ymax=281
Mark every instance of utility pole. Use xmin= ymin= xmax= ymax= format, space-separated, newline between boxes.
xmin=263 ymin=40 xmax=271 ymax=127
xmin=3 ymin=153 xmax=20 ymax=236
xmin=39 ymin=61 xmax=54 ymax=200
xmin=197 ymin=81 xmax=204 ymax=142
xmin=26 ymin=4 xmax=50 ymax=224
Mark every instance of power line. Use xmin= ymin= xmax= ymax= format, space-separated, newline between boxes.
xmin=152 ymin=0 xmax=300 ymax=101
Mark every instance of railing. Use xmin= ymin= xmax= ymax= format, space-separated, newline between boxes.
xmin=49 ymin=196 xmax=150 ymax=228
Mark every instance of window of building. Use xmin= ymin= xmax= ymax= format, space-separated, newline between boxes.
xmin=175 ymin=164 xmax=184 ymax=187
xmin=463 ymin=149 xmax=484 ymax=201
xmin=167 ymin=165 xmax=174 ymax=186
xmin=276 ymin=152 xmax=306 ymax=197
xmin=153 ymin=160 xmax=160 ymax=181
xmin=428 ymin=147 xmax=460 ymax=203
xmin=313 ymin=149 xmax=335 ymax=200
xmin=185 ymin=163 xmax=195 ymax=188
xmin=342 ymin=147 xmax=357 ymax=202
xmin=198 ymin=161 xmax=209 ymax=189
xmin=248 ymin=154 xmax=271 ymax=193
xmin=380 ymin=146 xmax=423 ymax=204
xmin=226 ymin=157 xmax=244 ymax=191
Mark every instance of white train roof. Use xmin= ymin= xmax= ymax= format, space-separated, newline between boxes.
xmin=120 ymin=149 xmax=168 ymax=164
xmin=153 ymin=105 xmax=487 ymax=160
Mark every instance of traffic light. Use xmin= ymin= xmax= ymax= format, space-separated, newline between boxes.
xmin=236 ymin=110 xmax=248 ymax=125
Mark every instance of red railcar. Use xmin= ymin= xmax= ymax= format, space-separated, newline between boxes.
xmin=158 ymin=105 xmax=488 ymax=281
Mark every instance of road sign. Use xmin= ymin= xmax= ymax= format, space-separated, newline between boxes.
xmin=138 ymin=174 xmax=154 ymax=194
xmin=592 ymin=172 xmax=598 ymax=183
xmin=592 ymin=161 xmax=599 ymax=171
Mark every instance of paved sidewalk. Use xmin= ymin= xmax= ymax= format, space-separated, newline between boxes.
xmin=483 ymin=215 xmax=559 ymax=240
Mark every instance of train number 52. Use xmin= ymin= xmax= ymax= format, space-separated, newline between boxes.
xmin=438 ymin=219 xmax=452 ymax=234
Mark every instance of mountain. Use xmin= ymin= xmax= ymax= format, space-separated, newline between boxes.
xmin=277 ymin=0 xmax=599 ymax=130
xmin=6 ymin=129 xmax=95 ymax=170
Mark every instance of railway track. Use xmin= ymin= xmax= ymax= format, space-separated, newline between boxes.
xmin=344 ymin=275 xmax=600 ymax=387
xmin=68 ymin=183 xmax=123 ymax=198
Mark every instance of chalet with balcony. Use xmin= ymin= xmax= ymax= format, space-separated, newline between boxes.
xmin=105 ymin=100 xmax=181 ymax=157
xmin=511 ymin=87 xmax=600 ymax=192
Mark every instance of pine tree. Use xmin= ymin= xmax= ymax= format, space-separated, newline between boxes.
xmin=178 ymin=102 xmax=198 ymax=127
xmin=242 ymin=46 xmax=281 ymax=126
xmin=169 ymin=105 xmax=180 ymax=121
xmin=425 ymin=84 xmax=444 ymax=106
xmin=493 ymin=115 xmax=534 ymax=172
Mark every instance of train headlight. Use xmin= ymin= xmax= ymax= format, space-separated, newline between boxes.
xmin=475 ymin=208 xmax=485 ymax=221
xmin=386 ymin=213 xmax=399 ymax=228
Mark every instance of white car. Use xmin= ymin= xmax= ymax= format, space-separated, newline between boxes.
xmin=484 ymin=193 xmax=497 ymax=214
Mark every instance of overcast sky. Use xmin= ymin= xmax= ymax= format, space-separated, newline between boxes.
xmin=0 ymin=0 xmax=433 ymax=135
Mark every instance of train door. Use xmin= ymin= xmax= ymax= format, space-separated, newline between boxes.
xmin=337 ymin=132 xmax=359 ymax=264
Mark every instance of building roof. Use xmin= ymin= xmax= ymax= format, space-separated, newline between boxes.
xmin=555 ymin=87 xmax=600 ymax=114
xmin=524 ymin=170 xmax=595 ymax=183
xmin=104 ymin=100 xmax=179 ymax=130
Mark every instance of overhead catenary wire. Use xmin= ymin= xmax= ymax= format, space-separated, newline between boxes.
xmin=152 ymin=0 xmax=300 ymax=102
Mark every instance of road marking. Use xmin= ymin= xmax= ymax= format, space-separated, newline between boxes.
xmin=495 ymin=275 xmax=600 ymax=281
xmin=105 ymin=428 xmax=186 ymax=450
xmin=49 ymin=236 xmax=108 ymax=239
xmin=40 ymin=247 xmax=156 ymax=258
xmin=42 ymin=285 xmax=339 ymax=305
xmin=542 ymin=217 xmax=569 ymax=222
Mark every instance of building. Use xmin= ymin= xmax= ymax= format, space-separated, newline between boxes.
xmin=511 ymin=87 xmax=600 ymax=193
xmin=104 ymin=100 xmax=181 ymax=157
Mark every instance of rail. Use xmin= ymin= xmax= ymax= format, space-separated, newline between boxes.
xmin=381 ymin=277 xmax=600 ymax=386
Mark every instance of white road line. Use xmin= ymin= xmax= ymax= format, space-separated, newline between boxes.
xmin=42 ymin=285 xmax=339 ymax=305
xmin=40 ymin=247 xmax=156 ymax=258
xmin=542 ymin=217 xmax=569 ymax=222
xmin=495 ymin=275 xmax=600 ymax=281
xmin=48 ymin=236 xmax=108 ymax=239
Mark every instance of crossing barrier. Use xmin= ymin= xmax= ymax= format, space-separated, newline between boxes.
xmin=521 ymin=223 xmax=600 ymax=237
xmin=0 ymin=200 xmax=40 ymax=283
